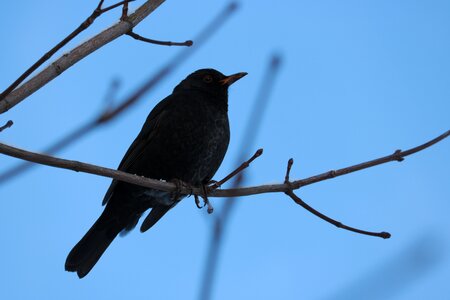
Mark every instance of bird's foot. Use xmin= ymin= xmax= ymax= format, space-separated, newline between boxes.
xmin=169 ymin=178 xmax=190 ymax=201
xmin=194 ymin=194 xmax=203 ymax=209
xmin=201 ymin=184 xmax=214 ymax=214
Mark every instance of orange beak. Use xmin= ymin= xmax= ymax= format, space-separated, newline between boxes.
xmin=219 ymin=72 xmax=248 ymax=86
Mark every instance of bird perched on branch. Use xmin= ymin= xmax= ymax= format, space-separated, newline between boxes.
xmin=65 ymin=68 xmax=247 ymax=278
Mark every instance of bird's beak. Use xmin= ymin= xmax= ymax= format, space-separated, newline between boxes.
xmin=220 ymin=72 xmax=248 ymax=86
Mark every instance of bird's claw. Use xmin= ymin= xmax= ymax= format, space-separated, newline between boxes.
xmin=194 ymin=194 xmax=203 ymax=209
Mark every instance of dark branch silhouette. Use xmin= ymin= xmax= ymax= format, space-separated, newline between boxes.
xmin=0 ymin=0 xmax=134 ymax=103
xmin=0 ymin=2 xmax=239 ymax=184
xmin=0 ymin=130 xmax=448 ymax=198
xmin=0 ymin=0 xmax=166 ymax=114
xmin=284 ymin=159 xmax=390 ymax=239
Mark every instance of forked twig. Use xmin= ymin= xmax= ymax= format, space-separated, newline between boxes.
xmin=0 ymin=0 xmax=166 ymax=114
xmin=207 ymin=129 xmax=450 ymax=198
xmin=284 ymin=159 xmax=391 ymax=239
xmin=0 ymin=0 xmax=134 ymax=102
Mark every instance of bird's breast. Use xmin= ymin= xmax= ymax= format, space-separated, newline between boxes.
xmin=138 ymin=99 xmax=230 ymax=186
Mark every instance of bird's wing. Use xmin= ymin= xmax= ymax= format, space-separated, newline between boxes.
xmin=102 ymin=95 xmax=174 ymax=205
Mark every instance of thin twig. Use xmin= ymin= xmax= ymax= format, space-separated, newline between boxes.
xmin=284 ymin=158 xmax=294 ymax=183
xmin=209 ymin=129 xmax=450 ymax=198
xmin=0 ymin=0 xmax=134 ymax=103
xmin=0 ymin=2 xmax=238 ymax=185
xmin=284 ymin=159 xmax=390 ymax=239
xmin=285 ymin=190 xmax=390 ymax=238
xmin=0 ymin=120 xmax=13 ymax=133
xmin=127 ymin=31 xmax=193 ymax=47
xmin=210 ymin=148 xmax=263 ymax=189
xmin=121 ymin=1 xmax=130 ymax=20
xmin=0 ymin=130 xmax=448 ymax=197
xmin=0 ymin=0 xmax=165 ymax=114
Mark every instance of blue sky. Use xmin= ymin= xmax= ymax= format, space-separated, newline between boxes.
xmin=0 ymin=1 xmax=449 ymax=299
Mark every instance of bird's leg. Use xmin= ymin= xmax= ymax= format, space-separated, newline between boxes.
xmin=201 ymin=184 xmax=214 ymax=214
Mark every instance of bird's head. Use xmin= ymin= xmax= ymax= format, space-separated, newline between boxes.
xmin=174 ymin=69 xmax=247 ymax=97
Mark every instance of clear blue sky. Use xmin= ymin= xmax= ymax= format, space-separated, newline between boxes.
xmin=1 ymin=1 xmax=449 ymax=299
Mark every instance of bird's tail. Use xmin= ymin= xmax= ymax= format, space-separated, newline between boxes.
xmin=65 ymin=208 xmax=123 ymax=278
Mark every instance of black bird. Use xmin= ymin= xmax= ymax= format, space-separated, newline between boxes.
xmin=65 ymin=69 xmax=247 ymax=278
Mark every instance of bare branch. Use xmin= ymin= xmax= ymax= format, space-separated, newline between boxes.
xmin=0 ymin=120 xmax=13 ymax=133
xmin=0 ymin=0 xmax=135 ymax=103
xmin=285 ymin=190 xmax=390 ymax=238
xmin=0 ymin=0 xmax=165 ymax=114
xmin=0 ymin=130 xmax=448 ymax=198
xmin=0 ymin=141 xmax=178 ymax=193
xmin=209 ymin=129 xmax=450 ymax=198
xmin=0 ymin=2 xmax=238 ymax=185
xmin=0 ymin=121 xmax=96 ymax=184
xmin=127 ymin=31 xmax=193 ymax=47
xmin=284 ymin=159 xmax=390 ymax=239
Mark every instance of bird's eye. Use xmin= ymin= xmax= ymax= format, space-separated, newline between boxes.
xmin=203 ymin=75 xmax=213 ymax=83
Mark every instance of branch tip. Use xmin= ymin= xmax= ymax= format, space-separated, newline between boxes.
xmin=284 ymin=158 xmax=294 ymax=184
xmin=380 ymin=232 xmax=391 ymax=239
xmin=255 ymin=148 xmax=263 ymax=157
xmin=0 ymin=120 xmax=13 ymax=133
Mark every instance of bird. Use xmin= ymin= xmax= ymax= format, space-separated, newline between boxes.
xmin=65 ymin=68 xmax=247 ymax=278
